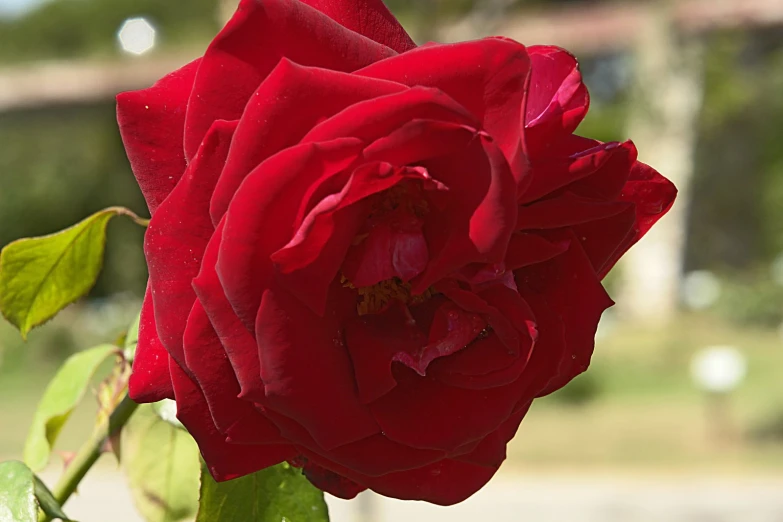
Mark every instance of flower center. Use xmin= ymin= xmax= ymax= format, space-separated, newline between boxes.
xmin=342 ymin=276 xmax=434 ymax=316
xmin=366 ymin=182 xmax=430 ymax=224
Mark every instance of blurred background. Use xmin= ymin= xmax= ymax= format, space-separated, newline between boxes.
xmin=0 ymin=0 xmax=782 ymax=520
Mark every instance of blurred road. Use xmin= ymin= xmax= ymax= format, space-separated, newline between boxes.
xmin=43 ymin=469 xmax=783 ymax=522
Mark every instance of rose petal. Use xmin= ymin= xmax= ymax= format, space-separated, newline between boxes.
xmin=621 ymin=161 xmax=678 ymax=239
xmin=512 ymin=289 xmax=569 ymax=398
xmin=517 ymin=191 xmax=631 ymax=230
xmin=516 ymin=233 xmax=613 ymax=395
xmin=593 ymin=161 xmax=677 ymax=278
xmin=218 ymin=138 xmax=363 ymax=331
xmin=434 ymin=280 xmax=520 ymax=354
xmin=451 ymin=401 xmax=532 ymax=468
xmin=271 ymin=162 xmax=438 ymax=315
xmin=305 ymin=452 xmax=500 ymax=506
xmin=116 ymin=59 xmax=199 ymax=214
xmin=182 ymin=300 xmax=286 ymax=445
xmin=193 ymin=220 xmax=265 ymax=402
xmin=184 ymin=0 xmax=396 ymax=160
xmin=169 ymin=358 xmax=295 ymax=482
xmin=298 ymin=459 xmax=366 ymax=500
xmin=302 ymin=86 xmax=477 ymax=145
xmin=299 ymin=0 xmax=416 ymax=53
xmin=525 ymin=45 xmax=589 ymax=153
xmin=341 ymin=218 xmax=429 ymax=288
xmin=567 ymin=140 xmax=637 ymax=201
xmin=210 ymin=59 xmax=405 ymax=223
xmin=255 ymin=285 xmax=380 ymax=450
xmin=145 ymin=120 xmax=236 ymax=370
xmin=521 ymin=137 xmax=630 ymax=204
xmin=263 ymin=405 xmax=445 ymax=477
xmin=128 ymin=285 xmax=174 ymax=403
xmin=344 ymin=301 xmax=485 ymax=403
xmin=430 ymin=286 xmax=537 ymax=390
xmin=572 ymin=205 xmax=637 ymax=275
xmin=358 ymin=37 xmax=532 ymax=188
xmin=370 ymin=364 xmax=527 ymax=452
xmin=413 ymin=134 xmax=518 ymax=293
xmin=505 ymin=232 xmax=570 ymax=271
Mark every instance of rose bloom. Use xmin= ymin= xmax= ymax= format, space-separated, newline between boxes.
xmin=118 ymin=0 xmax=675 ymax=505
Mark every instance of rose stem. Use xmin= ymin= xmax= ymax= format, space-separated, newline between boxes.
xmin=38 ymin=393 xmax=139 ymax=522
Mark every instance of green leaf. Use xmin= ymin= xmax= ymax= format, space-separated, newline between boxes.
xmin=0 ymin=462 xmax=74 ymax=522
xmin=122 ymin=405 xmax=200 ymax=522
xmin=0 ymin=461 xmax=36 ymax=522
xmin=196 ymin=462 xmax=330 ymax=522
xmin=123 ymin=312 xmax=141 ymax=363
xmin=24 ymin=344 xmax=117 ymax=471
xmin=0 ymin=206 xmax=145 ymax=338
xmin=33 ymin=475 xmax=72 ymax=522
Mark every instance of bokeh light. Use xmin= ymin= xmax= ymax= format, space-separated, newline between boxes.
xmin=690 ymin=346 xmax=747 ymax=393
xmin=117 ymin=17 xmax=157 ymax=56
xmin=682 ymin=270 xmax=722 ymax=310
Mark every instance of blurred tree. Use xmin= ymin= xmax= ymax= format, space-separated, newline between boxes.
xmin=689 ymin=29 xmax=783 ymax=270
xmin=619 ymin=0 xmax=703 ymax=324
xmin=0 ymin=0 xmax=219 ymax=63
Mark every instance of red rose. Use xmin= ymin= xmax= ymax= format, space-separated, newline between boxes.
xmin=117 ymin=0 xmax=675 ymax=505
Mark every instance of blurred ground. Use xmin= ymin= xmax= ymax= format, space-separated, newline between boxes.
xmin=37 ymin=465 xmax=783 ymax=522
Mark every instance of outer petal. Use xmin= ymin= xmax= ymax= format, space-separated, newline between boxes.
xmin=521 ymin=138 xmax=633 ymax=204
xmin=517 ymin=192 xmax=632 ymax=230
xmin=182 ymin=300 xmax=287 ymax=445
xmin=116 ymin=59 xmax=199 ymax=214
xmin=512 ymin=289 xmax=569 ymax=399
xmin=620 ymin=162 xmax=679 ymax=238
xmin=304 ymin=451 xmax=500 ymax=506
xmin=369 ymin=364 xmax=526 ymax=452
xmin=358 ymin=38 xmax=532 ymax=187
xmin=297 ymin=459 xmax=366 ymax=500
xmin=452 ymin=401 xmax=532 ymax=468
xmin=184 ymin=0 xmax=396 ymax=159
xmin=572 ymin=206 xmax=637 ymax=275
xmin=128 ymin=285 xmax=174 ymax=403
xmin=299 ymin=0 xmax=416 ymax=53
xmin=505 ymin=232 xmax=570 ymax=270
xmin=517 ymin=233 xmax=613 ymax=395
xmin=145 ymin=120 xmax=237 ymax=371
xmin=169 ymin=359 xmax=295 ymax=482
xmin=525 ymin=45 xmax=589 ymax=153
xmin=593 ymin=161 xmax=677 ymax=278
xmin=568 ymin=140 xmax=637 ymax=201
xmin=265 ymin=408 xmax=445 ymax=477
